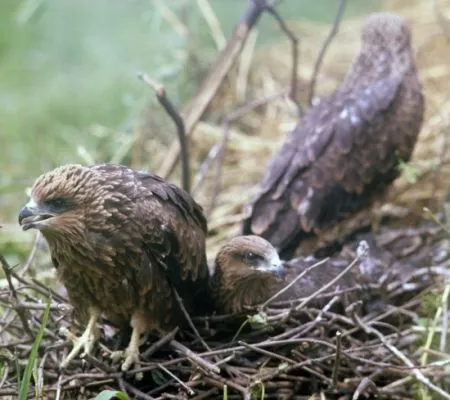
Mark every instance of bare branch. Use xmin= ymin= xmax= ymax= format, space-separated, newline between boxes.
xmin=192 ymin=90 xmax=287 ymax=212
xmin=158 ymin=0 xmax=271 ymax=179
xmin=138 ymin=72 xmax=191 ymax=193
xmin=308 ymin=0 xmax=346 ymax=106
xmin=264 ymin=4 xmax=301 ymax=114
xmin=0 ymin=254 xmax=32 ymax=337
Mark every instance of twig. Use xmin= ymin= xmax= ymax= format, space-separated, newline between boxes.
xmin=0 ymin=254 xmax=32 ymax=337
xmin=192 ymin=90 xmax=287 ymax=211
xmin=20 ymin=231 xmax=41 ymax=275
xmin=260 ymin=257 xmax=329 ymax=308
xmin=263 ymin=3 xmax=301 ymax=114
xmin=294 ymin=241 xmax=368 ymax=312
xmin=238 ymin=340 xmax=295 ymax=364
xmin=440 ymin=282 xmax=450 ymax=353
xmin=141 ymin=327 xmax=179 ymax=359
xmin=352 ymin=373 xmax=379 ymax=400
xmin=158 ymin=0 xmax=270 ymax=179
xmin=171 ymin=285 xmax=211 ymax=352
xmin=158 ymin=363 xmax=195 ymax=395
xmin=203 ymin=376 xmax=251 ymax=400
xmin=332 ymin=331 xmax=342 ymax=386
xmin=170 ymin=340 xmax=220 ymax=375
xmin=308 ymin=0 xmax=346 ymax=105
xmin=138 ymin=72 xmax=190 ymax=193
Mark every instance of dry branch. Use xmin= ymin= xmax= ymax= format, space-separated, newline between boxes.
xmin=139 ymin=72 xmax=191 ymax=193
xmin=158 ymin=0 xmax=273 ymax=180
xmin=308 ymin=0 xmax=346 ymax=105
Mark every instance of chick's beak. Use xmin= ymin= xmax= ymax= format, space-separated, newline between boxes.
xmin=18 ymin=202 xmax=54 ymax=231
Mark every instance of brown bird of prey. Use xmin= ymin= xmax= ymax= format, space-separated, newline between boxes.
xmin=18 ymin=164 xmax=209 ymax=371
xmin=241 ymin=12 xmax=424 ymax=257
xmin=210 ymin=235 xmax=383 ymax=314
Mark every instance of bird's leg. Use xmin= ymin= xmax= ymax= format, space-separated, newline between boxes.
xmin=120 ymin=326 xmax=143 ymax=372
xmin=110 ymin=312 xmax=147 ymax=377
xmin=60 ymin=308 xmax=101 ymax=368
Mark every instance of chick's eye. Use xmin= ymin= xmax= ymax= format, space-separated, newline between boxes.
xmin=242 ymin=251 xmax=262 ymax=266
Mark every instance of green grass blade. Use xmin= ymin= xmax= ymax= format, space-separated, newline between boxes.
xmin=19 ymin=298 xmax=51 ymax=400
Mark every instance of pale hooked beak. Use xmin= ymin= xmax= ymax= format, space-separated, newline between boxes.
xmin=18 ymin=200 xmax=55 ymax=231
xmin=258 ymin=251 xmax=284 ymax=276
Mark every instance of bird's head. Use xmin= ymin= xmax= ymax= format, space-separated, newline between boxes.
xmin=18 ymin=164 xmax=107 ymax=238
xmin=213 ymin=235 xmax=283 ymax=277
xmin=361 ymin=12 xmax=411 ymax=54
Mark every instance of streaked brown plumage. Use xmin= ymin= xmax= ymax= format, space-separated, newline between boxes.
xmin=241 ymin=12 xmax=424 ymax=257
xmin=210 ymin=235 xmax=386 ymax=314
xmin=18 ymin=163 xmax=209 ymax=371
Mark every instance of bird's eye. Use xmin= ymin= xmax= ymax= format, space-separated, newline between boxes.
xmin=242 ymin=251 xmax=263 ymax=266
xmin=45 ymin=198 xmax=69 ymax=210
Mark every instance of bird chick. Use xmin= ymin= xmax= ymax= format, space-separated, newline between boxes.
xmin=210 ymin=235 xmax=372 ymax=314
xmin=241 ymin=12 xmax=424 ymax=257
xmin=18 ymin=164 xmax=209 ymax=372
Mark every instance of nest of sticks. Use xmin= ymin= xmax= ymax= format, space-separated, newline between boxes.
xmin=2 ymin=0 xmax=450 ymax=398
xmin=1 ymin=223 xmax=449 ymax=399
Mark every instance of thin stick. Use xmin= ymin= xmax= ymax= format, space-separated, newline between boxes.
xmin=171 ymin=285 xmax=211 ymax=352
xmin=138 ymin=72 xmax=190 ymax=193
xmin=308 ymin=0 xmax=346 ymax=105
xmin=170 ymin=340 xmax=220 ymax=375
xmin=192 ymin=90 xmax=286 ymax=195
xmin=158 ymin=363 xmax=195 ymax=395
xmin=193 ymin=89 xmax=288 ymax=212
xmin=0 ymin=254 xmax=32 ymax=337
xmin=20 ymin=231 xmax=41 ymax=275
xmin=141 ymin=327 xmax=179 ymax=359
xmin=261 ymin=257 xmax=330 ymax=308
xmin=332 ymin=331 xmax=342 ymax=386
xmin=264 ymin=4 xmax=301 ymax=114
xmin=238 ymin=340 xmax=295 ymax=364
xmin=440 ymin=282 xmax=450 ymax=353
xmin=158 ymin=0 xmax=270 ymax=179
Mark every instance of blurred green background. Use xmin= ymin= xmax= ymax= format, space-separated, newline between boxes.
xmin=0 ymin=0 xmax=380 ymax=253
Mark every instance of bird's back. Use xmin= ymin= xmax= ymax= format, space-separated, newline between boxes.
xmin=241 ymin=12 xmax=424 ymax=257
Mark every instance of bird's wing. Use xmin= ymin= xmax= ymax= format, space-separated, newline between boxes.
xmin=247 ymin=74 xmax=404 ymax=235
xmin=134 ymin=172 xmax=209 ymax=291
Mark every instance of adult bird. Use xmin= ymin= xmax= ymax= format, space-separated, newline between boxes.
xmin=18 ymin=163 xmax=209 ymax=371
xmin=210 ymin=235 xmax=386 ymax=314
xmin=241 ymin=12 xmax=424 ymax=257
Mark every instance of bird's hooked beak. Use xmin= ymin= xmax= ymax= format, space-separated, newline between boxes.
xmin=18 ymin=200 xmax=55 ymax=231
xmin=261 ymin=251 xmax=285 ymax=277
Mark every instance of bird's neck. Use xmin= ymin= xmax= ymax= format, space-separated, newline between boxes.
xmin=212 ymin=265 xmax=283 ymax=313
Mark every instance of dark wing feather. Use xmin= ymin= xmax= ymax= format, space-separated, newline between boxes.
xmin=91 ymin=164 xmax=209 ymax=313
xmin=133 ymin=171 xmax=209 ymax=313
xmin=243 ymin=74 xmax=409 ymax=252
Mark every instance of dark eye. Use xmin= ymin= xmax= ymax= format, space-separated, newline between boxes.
xmin=242 ymin=251 xmax=263 ymax=266
xmin=45 ymin=198 xmax=69 ymax=210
